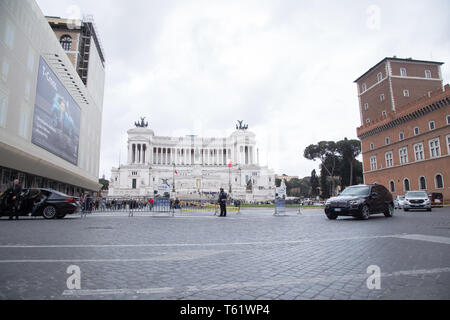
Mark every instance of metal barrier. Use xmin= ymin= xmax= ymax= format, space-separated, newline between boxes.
xmin=179 ymin=200 xmax=241 ymax=216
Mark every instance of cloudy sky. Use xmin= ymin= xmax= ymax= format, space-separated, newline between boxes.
xmin=35 ymin=0 xmax=450 ymax=179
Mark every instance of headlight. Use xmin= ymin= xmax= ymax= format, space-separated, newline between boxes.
xmin=349 ymin=200 xmax=362 ymax=205
xmin=325 ymin=199 xmax=331 ymax=205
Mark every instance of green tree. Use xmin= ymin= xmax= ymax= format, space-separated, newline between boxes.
xmin=336 ymin=138 xmax=361 ymax=187
xmin=304 ymin=141 xmax=339 ymax=196
xmin=310 ymin=169 xmax=319 ymax=198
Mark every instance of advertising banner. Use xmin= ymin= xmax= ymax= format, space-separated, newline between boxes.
xmin=31 ymin=57 xmax=81 ymax=165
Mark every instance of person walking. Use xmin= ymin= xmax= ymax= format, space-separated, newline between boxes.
xmin=6 ymin=179 xmax=22 ymax=220
xmin=218 ymin=188 xmax=227 ymax=217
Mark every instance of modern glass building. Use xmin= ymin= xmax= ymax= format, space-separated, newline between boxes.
xmin=0 ymin=0 xmax=105 ymax=195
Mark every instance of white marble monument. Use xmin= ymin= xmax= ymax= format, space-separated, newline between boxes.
xmin=108 ymin=119 xmax=276 ymax=201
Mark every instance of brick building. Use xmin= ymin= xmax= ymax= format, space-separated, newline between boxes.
xmin=355 ymin=57 xmax=449 ymax=201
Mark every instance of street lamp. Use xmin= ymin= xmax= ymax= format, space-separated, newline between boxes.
xmin=228 ymin=164 xmax=232 ymax=194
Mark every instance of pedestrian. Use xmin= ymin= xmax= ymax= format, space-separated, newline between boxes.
xmin=5 ymin=179 xmax=22 ymax=220
xmin=218 ymin=188 xmax=227 ymax=217
xmin=81 ymin=191 xmax=92 ymax=217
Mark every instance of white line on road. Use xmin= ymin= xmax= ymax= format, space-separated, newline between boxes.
xmin=392 ymin=234 xmax=450 ymax=245
xmin=1 ymin=234 xmax=448 ymax=252
xmin=0 ymin=234 xmax=404 ymax=250
xmin=61 ymin=267 xmax=450 ymax=296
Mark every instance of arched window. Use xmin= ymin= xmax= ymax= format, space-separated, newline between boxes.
xmin=389 ymin=181 xmax=395 ymax=193
xmin=60 ymin=35 xmax=72 ymax=51
xmin=419 ymin=176 xmax=427 ymax=190
xmin=435 ymin=174 xmax=444 ymax=189
xmin=404 ymin=178 xmax=410 ymax=192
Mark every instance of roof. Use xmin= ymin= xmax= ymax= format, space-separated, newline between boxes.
xmin=354 ymin=57 xmax=444 ymax=83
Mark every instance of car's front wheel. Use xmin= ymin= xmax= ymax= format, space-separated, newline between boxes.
xmin=42 ymin=206 xmax=57 ymax=219
xmin=360 ymin=205 xmax=370 ymax=220
xmin=384 ymin=204 xmax=394 ymax=217
xmin=326 ymin=212 xmax=338 ymax=220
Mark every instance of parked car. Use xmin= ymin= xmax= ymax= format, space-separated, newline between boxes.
xmin=404 ymin=191 xmax=432 ymax=212
xmin=0 ymin=188 xmax=79 ymax=219
xmin=324 ymin=184 xmax=394 ymax=220
xmin=394 ymin=195 xmax=406 ymax=209
xmin=428 ymin=192 xmax=444 ymax=208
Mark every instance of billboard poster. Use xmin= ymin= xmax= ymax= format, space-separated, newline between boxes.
xmin=31 ymin=57 xmax=81 ymax=166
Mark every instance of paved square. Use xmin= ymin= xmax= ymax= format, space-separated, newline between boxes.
xmin=0 ymin=207 xmax=449 ymax=300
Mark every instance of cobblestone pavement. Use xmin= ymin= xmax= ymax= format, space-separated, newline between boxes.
xmin=0 ymin=207 xmax=449 ymax=300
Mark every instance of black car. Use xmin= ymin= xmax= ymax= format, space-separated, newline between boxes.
xmin=0 ymin=188 xmax=79 ymax=219
xmin=324 ymin=184 xmax=394 ymax=220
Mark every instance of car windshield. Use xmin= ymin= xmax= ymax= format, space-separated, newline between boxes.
xmin=339 ymin=186 xmax=370 ymax=196
xmin=406 ymin=191 xmax=427 ymax=198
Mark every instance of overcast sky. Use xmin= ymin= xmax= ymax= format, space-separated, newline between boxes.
xmin=35 ymin=0 xmax=450 ymax=179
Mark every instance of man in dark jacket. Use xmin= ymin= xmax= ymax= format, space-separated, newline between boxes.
xmin=6 ymin=179 xmax=22 ymax=220
xmin=218 ymin=188 xmax=227 ymax=217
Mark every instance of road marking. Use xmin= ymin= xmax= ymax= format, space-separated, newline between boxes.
xmin=0 ymin=234 xmax=404 ymax=249
xmin=393 ymin=234 xmax=450 ymax=245
xmin=1 ymin=234 xmax=448 ymax=251
xmin=0 ymin=249 xmax=236 ymax=264
xmin=62 ymin=266 xmax=450 ymax=296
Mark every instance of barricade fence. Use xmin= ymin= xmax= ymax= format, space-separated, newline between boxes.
xmin=79 ymin=197 xmax=241 ymax=217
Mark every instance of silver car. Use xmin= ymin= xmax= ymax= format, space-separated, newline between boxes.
xmin=394 ymin=195 xmax=406 ymax=209
xmin=404 ymin=191 xmax=432 ymax=212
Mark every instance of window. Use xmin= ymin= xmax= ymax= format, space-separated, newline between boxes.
xmin=400 ymin=68 xmax=407 ymax=76
xmin=419 ymin=176 xmax=427 ymax=190
xmin=361 ymin=83 xmax=367 ymax=92
xmin=60 ymin=35 xmax=72 ymax=51
xmin=1 ymin=58 xmax=10 ymax=82
xmin=399 ymin=147 xmax=408 ymax=164
xmin=435 ymin=174 xmax=444 ymax=189
xmin=389 ymin=181 xmax=395 ymax=193
xmin=380 ymin=94 xmax=385 ymax=101
xmin=0 ymin=95 xmax=7 ymax=127
xmin=19 ymin=110 xmax=28 ymax=138
xmin=385 ymin=137 xmax=390 ymax=145
xmin=414 ymin=143 xmax=424 ymax=161
xmin=364 ymin=103 xmax=369 ymax=110
xmin=447 ymin=115 xmax=450 ymax=125
xmin=403 ymin=90 xmax=409 ymax=97
xmin=370 ymin=156 xmax=377 ymax=171
xmin=404 ymin=178 xmax=410 ymax=192
xmin=425 ymin=70 xmax=431 ymax=79
xmin=399 ymin=132 xmax=405 ymax=141
xmin=385 ymin=151 xmax=394 ymax=168
xmin=370 ymin=143 xmax=374 ymax=150
xmin=414 ymin=127 xmax=420 ymax=136
xmin=377 ymin=72 xmax=383 ymax=82
xmin=132 ymin=179 xmax=137 ymax=189
xmin=429 ymin=138 xmax=441 ymax=158
xmin=429 ymin=121 xmax=435 ymax=130
xmin=446 ymin=134 xmax=450 ymax=155
xmin=4 ymin=23 xmax=15 ymax=49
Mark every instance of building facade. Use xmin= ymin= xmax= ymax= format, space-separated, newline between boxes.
xmin=0 ymin=0 xmax=105 ymax=194
xmin=355 ymin=57 xmax=449 ymax=201
xmin=108 ymin=121 xmax=276 ymax=201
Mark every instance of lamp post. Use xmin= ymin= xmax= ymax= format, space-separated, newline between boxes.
xmin=172 ymin=163 xmax=176 ymax=193
xmin=228 ymin=164 xmax=232 ymax=194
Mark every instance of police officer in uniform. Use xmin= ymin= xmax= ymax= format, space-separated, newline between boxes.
xmin=218 ymin=188 xmax=227 ymax=217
